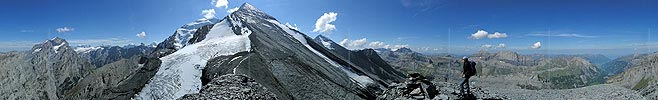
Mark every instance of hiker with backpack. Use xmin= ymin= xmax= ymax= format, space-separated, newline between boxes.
xmin=459 ymin=56 xmax=476 ymax=95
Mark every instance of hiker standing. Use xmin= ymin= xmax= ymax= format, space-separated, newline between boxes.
xmin=459 ymin=56 xmax=476 ymax=95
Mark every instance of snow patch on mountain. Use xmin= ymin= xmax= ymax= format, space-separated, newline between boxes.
xmin=267 ymin=19 xmax=374 ymax=87
xmin=74 ymin=46 xmax=103 ymax=53
xmin=53 ymin=42 xmax=66 ymax=53
xmin=135 ymin=19 xmax=251 ymax=100
xmin=315 ymin=35 xmax=335 ymax=50
xmin=32 ymin=48 xmax=41 ymax=53
xmin=321 ymin=41 xmax=334 ymax=50
xmin=171 ymin=18 xmax=219 ymax=50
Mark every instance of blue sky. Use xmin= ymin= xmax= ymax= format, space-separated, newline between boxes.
xmin=1 ymin=0 xmax=657 ymax=58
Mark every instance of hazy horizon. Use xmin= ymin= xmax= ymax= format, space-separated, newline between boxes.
xmin=2 ymin=0 xmax=656 ymax=59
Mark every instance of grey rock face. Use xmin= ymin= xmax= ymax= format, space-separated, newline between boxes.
xmin=63 ymin=56 xmax=140 ymax=99
xmin=607 ymin=52 xmax=658 ymax=99
xmin=101 ymin=57 xmax=161 ymax=99
xmin=178 ymin=74 xmax=276 ymax=100
xmin=313 ymin=35 xmax=407 ymax=84
xmin=0 ymin=37 xmax=95 ymax=99
xmin=0 ymin=51 xmax=56 ymax=100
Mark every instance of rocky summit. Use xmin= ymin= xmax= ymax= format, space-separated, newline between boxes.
xmin=178 ymin=74 xmax=276 ymax=100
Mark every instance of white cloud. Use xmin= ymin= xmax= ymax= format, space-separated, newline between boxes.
xmin=497 ymin=43 xmax=506 ymax=48
xmin=531 ymin=42 xmax=542 ymax=49
xmin=226 ymin=7 xmax=239 ymax=13
xmin=201 ymin=9 xmax=216 ymax=19
xmin=470 ymin=30 xmax=509 ymax=39
xmin=212 ymin=0 xmax=229 ymax=8
xmin=368 ymin=41 xmax=388 ymax=48
xmin=488 ymin=32 xmax=508 ymax=38
xmin=338 ymin=38 xmax=409 ymax=50
xmin=312 ymin=12 xmax=338 ymax=33
xmin=56 ymin=27 xmax=75 ymax=33
xmin=470 ymin=30 xmax=488 ymax=39
xmin=338 ymin=39 xmax=349 ymax=47
xmin=391 ymin=45 xmax=409 ymax=51
xmin=136 ymin=31 xmax=147 ymax=38
xmin=481 ymin=44 xmax=493 ymax=48
xmin=349 ymin=38 xmax=367 ymax=48
xmin=285 ymin=22 xmax=299 ymax=30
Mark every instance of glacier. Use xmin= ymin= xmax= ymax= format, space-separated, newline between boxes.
xmin=135 ymin=19 xmax=251 ymax=100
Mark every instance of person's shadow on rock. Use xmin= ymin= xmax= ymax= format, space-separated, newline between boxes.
xmin=457 ymin=93 xmax=475 ymax=100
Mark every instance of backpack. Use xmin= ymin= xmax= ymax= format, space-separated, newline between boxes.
xmin=468 ymin=61 xmax=477 ymax=76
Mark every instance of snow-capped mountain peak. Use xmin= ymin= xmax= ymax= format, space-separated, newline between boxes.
xmin=32 ymin=37 xmax=71 ymax=54
xmin=315 ymin=35 xmax=336 ymax=50
xmin=136 ymin=7 xmax=253 ymax=99
xmin=238 ymin=3 xmax=262 ymax=13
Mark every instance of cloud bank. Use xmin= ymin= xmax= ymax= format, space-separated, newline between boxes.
xmin=338 ymin=38 xmax=407 ymax=50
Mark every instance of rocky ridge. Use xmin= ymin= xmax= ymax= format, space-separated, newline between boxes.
xmin=179 ymin=74 xmax=276 ymax=100
xmin=607 ymin=52 xmax=658 ymax=99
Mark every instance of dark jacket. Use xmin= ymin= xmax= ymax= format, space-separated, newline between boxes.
xmin=462 ymin=60 xmax=473 ymax=77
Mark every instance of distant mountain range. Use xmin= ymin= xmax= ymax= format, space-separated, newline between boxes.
xmin=74 ymin=43 xmax=156 ymax=67
xmin=1 ymin=2 xmax=656 ymax=100
xmin=376 ymin=48 xmax=606 ymax=89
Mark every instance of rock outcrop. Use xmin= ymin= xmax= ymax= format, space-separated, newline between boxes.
xmin=61 ymin=56 xmax=161 ymax=100
xmin=378 ymin=73 xmax=508 ymax=100
xmin=314 ymin=35 xmax=407 ymax=84
xmin=607 ymin=52 xmax=658 ymax=99
xmin=178 ymin=74 xmax=276 ymax=100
